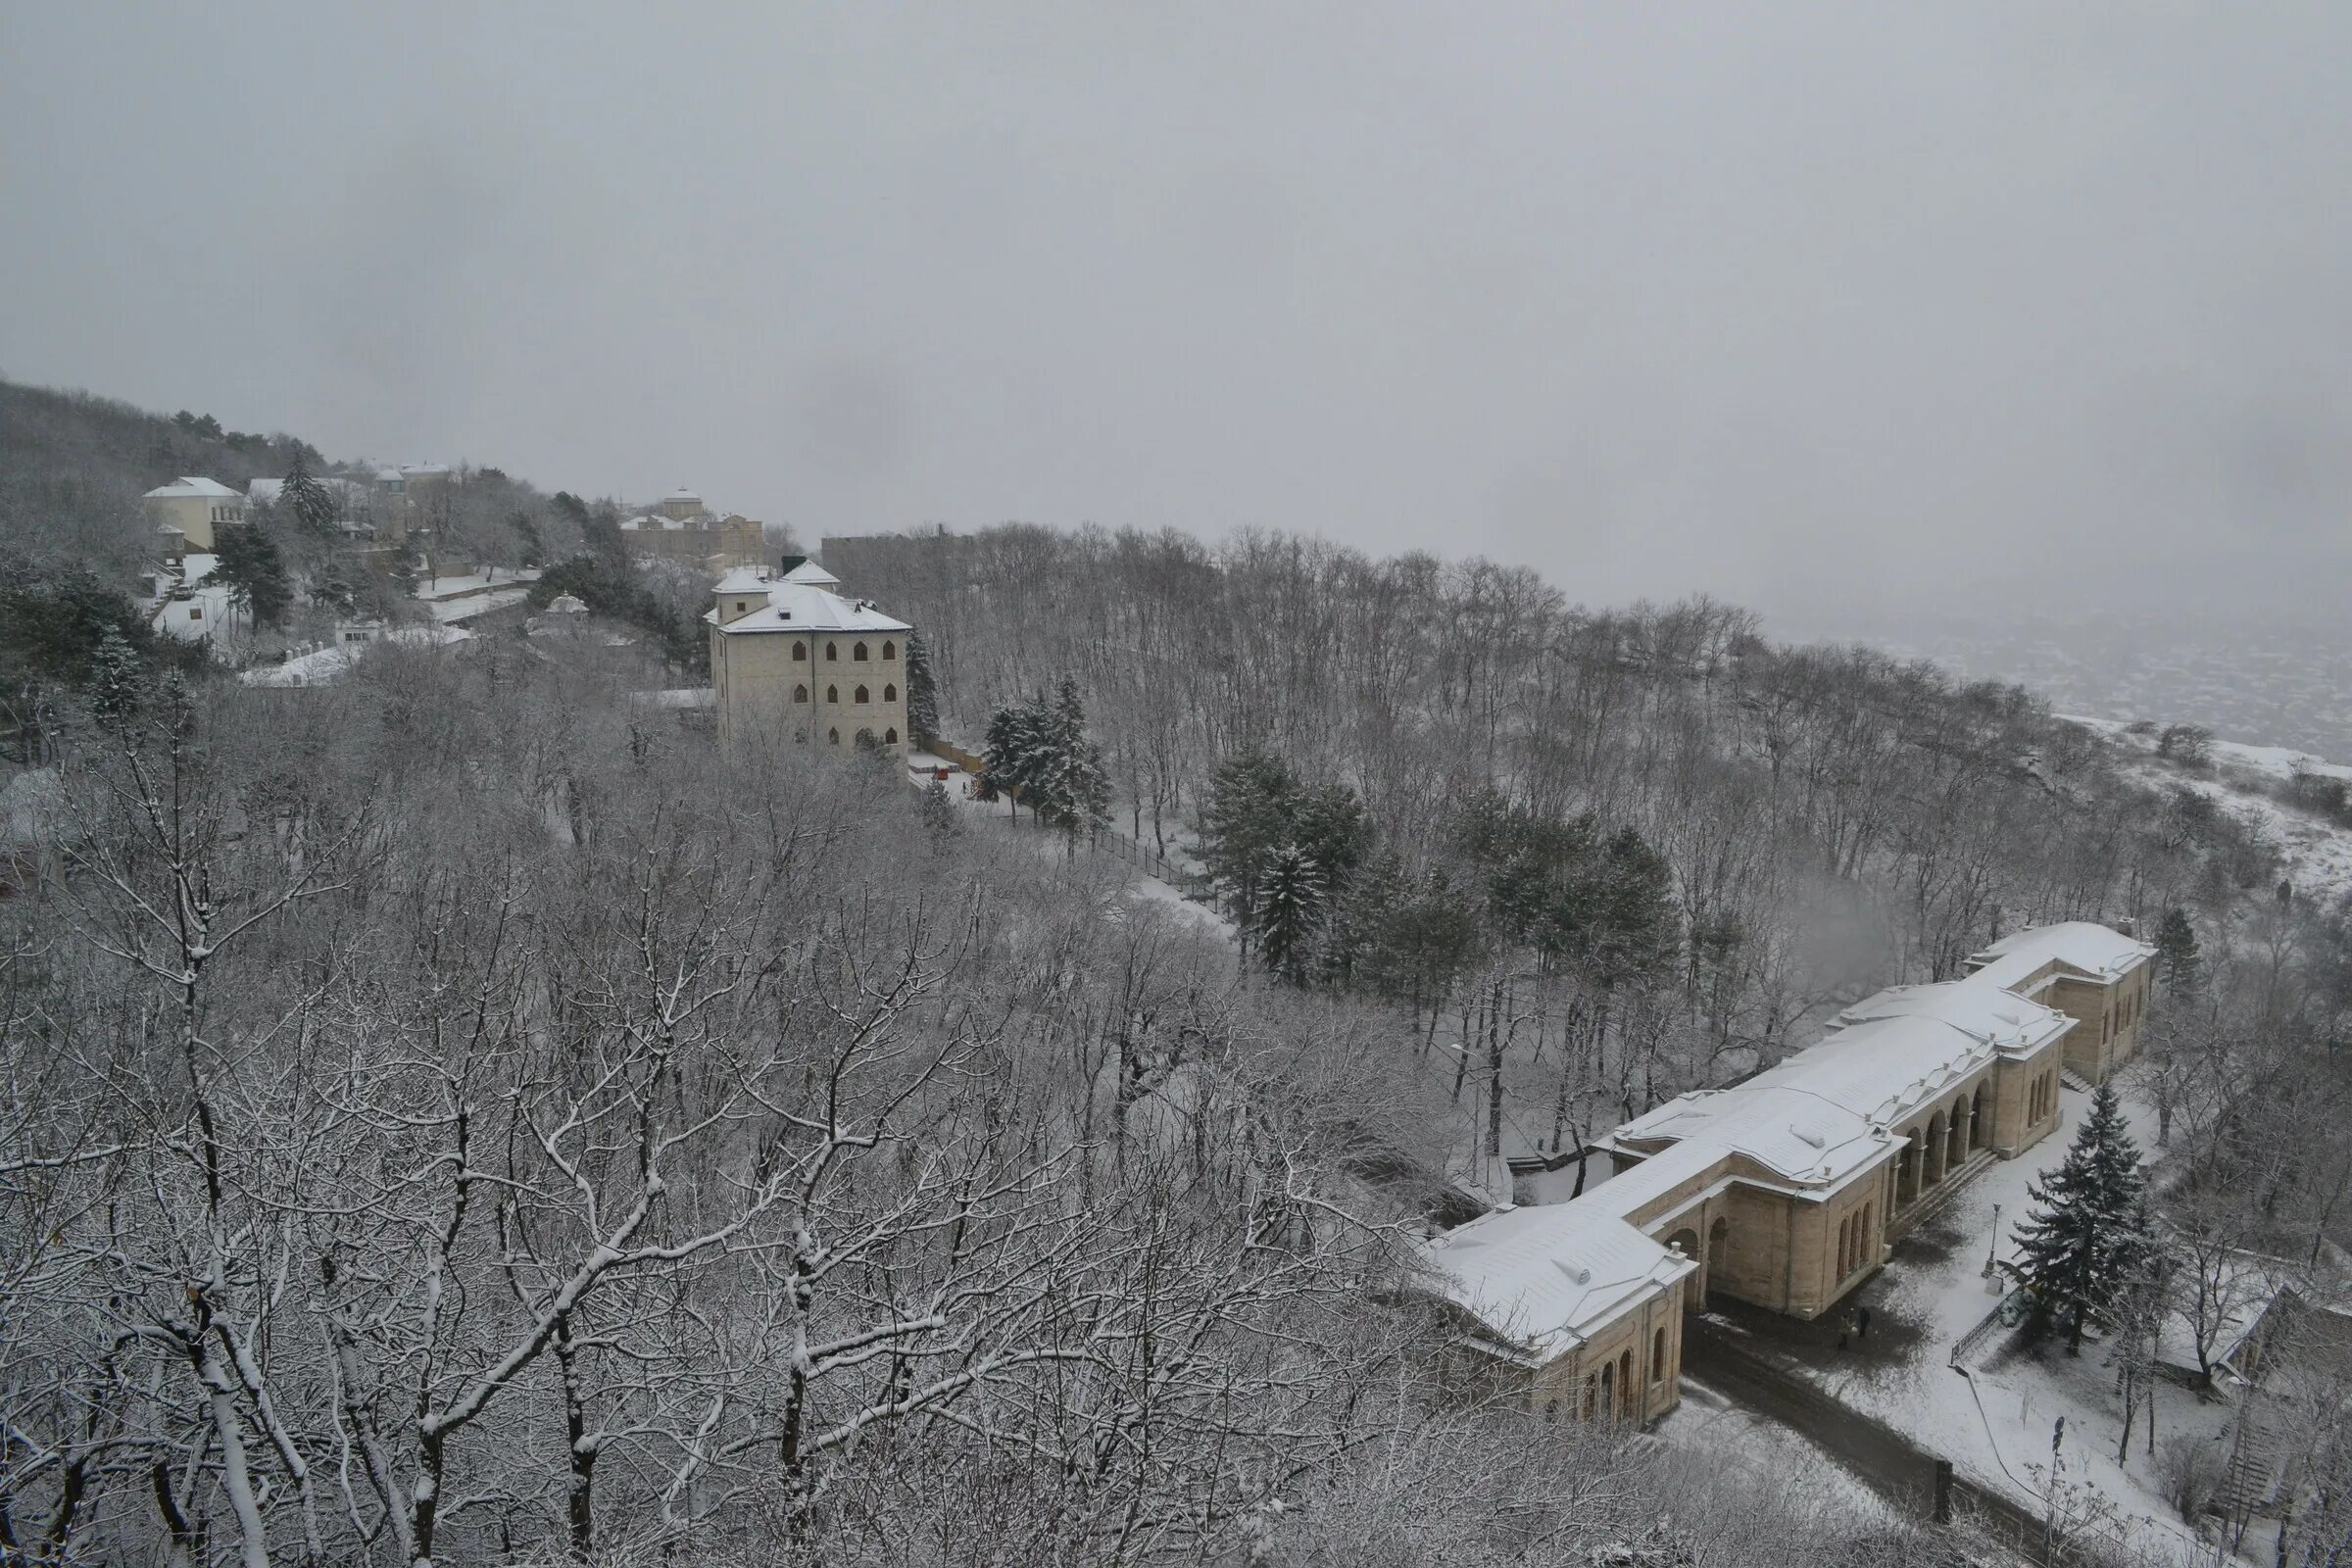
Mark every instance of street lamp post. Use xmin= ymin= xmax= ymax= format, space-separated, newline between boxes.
xmin=1983 ymin=1202 xmax=2002 ymax=1281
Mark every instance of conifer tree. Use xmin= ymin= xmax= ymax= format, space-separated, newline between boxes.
xmin=1253 ymin=841 xmax=1328 ymax=980
xmin=1200 ymin=748 xmax=1299 ymax=938
xmin=89 ymin=625 xmax=143 ymax=722
xmin=280 ymin=450 xmax=338 ymax=538
xmin=904 ymin=630 xmax=941 ymax=744
xmin=2013 ymin=1082 xmax=2156 ymax=1354
xmin=981 ymin=697 xmax=1042 ymax=821
xmin=214 ymin=522 xmax=292 ymax=628
xmin=2153 ymin=906 xmax=2201 ymax=998
xmin=1040 ymin=676 xmax=1110 ymax=847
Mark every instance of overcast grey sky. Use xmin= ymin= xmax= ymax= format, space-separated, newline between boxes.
xmin=4 ymin=3 xmax=2346 ymax=625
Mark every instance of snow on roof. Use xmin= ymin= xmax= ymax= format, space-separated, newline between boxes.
xmin=144 ymin=476 xmax=239 ymax=499
xmin=1420 ymin=1204 xmax=1697 ymax=1362
xmin=713 ymin=566 xmax=771 ymax=594
xmin=781 ymin=560 xmax=842 ymax=587
xmin=240 ymin=625 xmax=472 ymax=688
xmin=666 ymin=488 xmax=702 ymax=501
xmin=708 ymin=582 xmax=909 ymax=635
xmin=1615 ymin=977 xmax=2071 ymax=1180
xmin=1966 ymin=922 xmax=2154 ymax=985
xmin=619 ymin=514 xmax=693 ymax=531
xmin=1418 ymin=924 xmax=2130 ymax=1366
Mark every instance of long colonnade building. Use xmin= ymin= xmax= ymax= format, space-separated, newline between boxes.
xmin=1416 ymin=922 xmax=2155 ymax=1427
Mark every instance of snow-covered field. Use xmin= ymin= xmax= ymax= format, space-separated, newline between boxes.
xmin=2064 ymin=715 xmax=2352 ymax=906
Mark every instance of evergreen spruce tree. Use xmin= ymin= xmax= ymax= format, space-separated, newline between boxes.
xmin=2013 ymin=1082 xmax=2155 ymax=1353
xmin=904 ymin=630 xmax=942 ymax=744
xmin=89 ymin=625 xmax=144 ymax=722
xmin=2153 ymin=907 xmax=2201 ymax=998
xmin=1040 ymin=677 xmax=1110 ymax=847
xmin=982 ymin=694 xmax=1050 ymax=821
xmin=1253 ymin=842 xmax=1328 ymax=980
xmin=1321 ymin=847 xmax=1405 ymax=993
xmin=1199 ymin=748 xmax=1299 ymax=939
xmin=214 ymin=522 xmax=293 ymax=628
xmin=280 ymin=450 xmax=338 ymax=538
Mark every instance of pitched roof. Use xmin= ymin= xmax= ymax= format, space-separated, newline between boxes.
xmin=1966 ymin=921 xmax=2154 ymax=983
xmin=1420 ymin=1204 xmax=1697 ymax=1362
xmin=144 ymin=476 xmax=239 ymax=499
xmin=1419 ymin=923 xmax=2129 ymax=1366
xmin=781 ymin=560 xmax=842 ymax=587
xmin=709 ymin=582 xmax=909 ymax=635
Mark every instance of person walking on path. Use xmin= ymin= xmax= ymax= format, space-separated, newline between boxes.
xmin=1857 ymin=1305 xmax=1873 ymax=1343
xmin=1838 ymin=1309 xmax=1858 ymax=1350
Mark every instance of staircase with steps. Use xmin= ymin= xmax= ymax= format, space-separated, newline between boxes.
xmin=2060 ymin=1065 xmax=2093 ymax=1094
xmin=2214 ymin=1400 xmax=2284 ymax=1520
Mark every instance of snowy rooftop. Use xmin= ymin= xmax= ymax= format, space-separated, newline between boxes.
xmin=1614 ymin=978 xmax=2071 ymax=1182
xmin=1421 ymin=924 xmax=2132 ymax=1366
xmin=708 ymin=581 xmax=909 ymax=635
xmin=1965 ymin=921 xmax=2154 ymax=987
xmin=780 ymin=560 xmax=842 ymax=587
xmin=1419 ymin=1203 xmax=1697 ymax=1361
xmin=144 ymin=476 xmax=239 ymax=499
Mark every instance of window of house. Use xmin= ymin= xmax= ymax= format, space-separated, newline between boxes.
xmin=1652 ymin=1328 xmax=1668 ymax=1383
xmin=883 ymin=683 xmax=897 ymax=702
xmin=826 ymin=642 xmax=838 ymax=661
xmin=882 ymin=641 xmax=897 ymax=661
xmin=793 ymin=642 xmax=806 ymax=661
xmin=855 ymin=685 xmax=868 ymax=704
xmin=828 ymin=728 xmax=840 ymax=745
xmin=826 ymin=685 xmax=838 ymax=704
xmin=884 ymin=727 xmax=898 ymax=745
xmin=188 ymin=606 xmax=202 ymax=620
xmin=793 ymin=684 xmax=808 ymax=703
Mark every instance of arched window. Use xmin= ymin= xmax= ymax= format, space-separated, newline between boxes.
xmin=884 ymin=727 xmax=899 ymax=745
xmin=853 ymin=641 xmax=868 ymax=662
xmin=882 ymin=640 xmax=897 ymax=661
xmin=854 ymin=685 xmax=869 ymax=704
xmin=1582 ymin=1374 xmax=1595 ymax=1421
xmin=827 ymin=728 xmax=840 ymax=746
xmin=793 ymin=684 xmax=808 ymax=703
xmin=826 ymin=685 xmax=838 ymax=704
xmin=792 ymin=641 xmax=806 ymax=661
xmin=825 ymin=642 xmax=837 ymax=661
xmin=1652 ymin=1327 xmax=1668 ymax=1383
xmin=883 ymin=682 xmax=897 ymax=702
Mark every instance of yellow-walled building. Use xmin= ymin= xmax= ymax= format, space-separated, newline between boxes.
xmin=708 ymin=563 xmax=912 ymax=758
xmin=1416 ymin=921 xmax=2155 ymax=1426
xmin=143 ymin=476 xmax=246 ymax=556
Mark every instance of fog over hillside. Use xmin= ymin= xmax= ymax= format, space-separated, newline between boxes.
xmin=4 ymin=6 xmax=2351 ymax=1564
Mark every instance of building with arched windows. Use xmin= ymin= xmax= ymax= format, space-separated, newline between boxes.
xmin=706 ymin=561 xmax=911 ymax=757
xmin=1414 ymin=921 xmax=2154 ymax=1426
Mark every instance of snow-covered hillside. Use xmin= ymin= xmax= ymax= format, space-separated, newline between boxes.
xmin=2063 ymin=715 xmax=2352 ymax=906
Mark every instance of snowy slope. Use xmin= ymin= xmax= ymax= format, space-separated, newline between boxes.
xmin=2063 ymin=715 xmax=2352 ymax=906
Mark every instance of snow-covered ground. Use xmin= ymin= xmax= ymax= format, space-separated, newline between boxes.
xmin=415 ymin=568 xmax=539 ymax=602
xmin=905 ymin=750 xmax=1237 ymax=940
xmin=2064 ymin=715 xmax=2352 ymax=906
xmin=241 ymin=624 xmax=471 ymax=688
xmin=1700 ymin=1082 xmax=2236 ymax=1564
xmin=429 ymin=587 xmax=529 ymax=622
